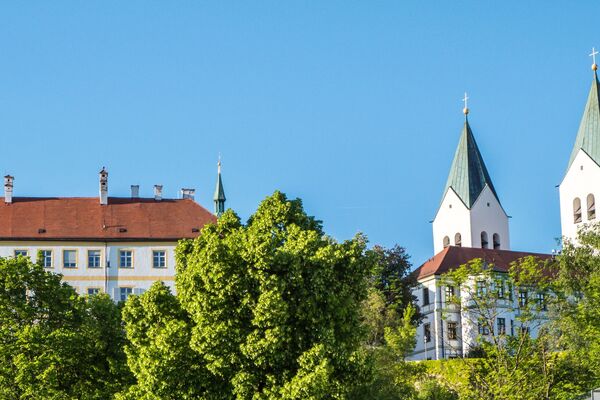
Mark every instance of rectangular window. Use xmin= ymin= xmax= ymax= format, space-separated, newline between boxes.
xmin=119 ymin=287 xmax=133 ymax=302
xmin=476 ymin=281 xmax=487 ymax=298
xmin=496 ymin=280 xmax=505 ymax=299
xmin=63 ymin=250 xmax=77 ymax=268
xmin=535 ymin=292 xmax=547 ymax=311
xmin=153 ymin=250 xmax=166 ymax=268
xmin=445 ymin=285 xmax=455 ymax=303
xmin=510 ymin=319 xmax=514 ymax=336
xmin=87 ymin=288 xmax=100 ymax=296
xmin=447 ymin=322 xmax=458 ymax=340
xmin=14 ymin=249 xmax=29 ymax=257
xmin=422 ymin=288 xmax=430 ymax=306
xmin=87 ymin=250 xmax=101 ymax=268
xmin=519 ymin=290 xmax=528 ymax=308
xmin=424 ymin=323 xmax=431 ymax=343
xmin=40 ymin=250 xmax=52 ymax=268
xmin=498 ymin=317 xmax=506 ymax=335
xmin=119 ymin=250 xmax=133 ymax=268
xmin=478 ymin=320 xmax=490 ymax=335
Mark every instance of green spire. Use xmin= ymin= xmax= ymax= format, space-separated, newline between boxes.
xmin=567 ymin=69 xmax=600 ymax=170
xmin=443 ymin=117 xmax=500 ymax=209
xmin=213 ymin=157 xmax=226 ymax=216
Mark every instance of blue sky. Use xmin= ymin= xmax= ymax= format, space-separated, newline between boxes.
xmin=0 ymin=2 xmax=597 ymax=266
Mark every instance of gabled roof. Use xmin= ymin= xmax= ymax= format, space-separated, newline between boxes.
xmin=443 ymin=119 xmax=500 ymax=209
xmin=413 ymin=246 xmax=552 ymax=280
xmin=0 ymin=197 xmax=216 ymax=241
xmin=568 ymin=71 xmax=600 ymax=170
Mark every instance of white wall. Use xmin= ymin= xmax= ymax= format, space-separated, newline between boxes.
xmin=433 ymin=189 xmax=472 ymax=254
xmin=559 ymin=150 xmax=600 ymax=245
xmin=0 ymin=240 xmax=178 ymax=301
xmin=433 ymin=186 xmax=509 ymax=254
xmin=469 ymin=186 xmax=510 ymax=250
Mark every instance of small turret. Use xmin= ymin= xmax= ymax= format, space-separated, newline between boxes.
xmin=214 ymin=157 xmax=226 ymax=217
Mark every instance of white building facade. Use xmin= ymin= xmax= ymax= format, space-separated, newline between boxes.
xmin=0 ymin=167 xmax=224 ymax=301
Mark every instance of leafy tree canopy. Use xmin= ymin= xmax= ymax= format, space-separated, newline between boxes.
xmin=122 ymin=191 xmax=374 ymax=399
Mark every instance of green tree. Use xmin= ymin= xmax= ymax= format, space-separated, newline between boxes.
xmin=553 ymin=226 xmax=600 ymax=394
xmin=0 ymin=255 xmax=131 ymax=399
xmin=364 ymin=245 xmax=419 ymax=347
xmin=122 ymin=191 xmax=373 ymax=399
xmin=439 ymin=256 xmax=592 ymax=399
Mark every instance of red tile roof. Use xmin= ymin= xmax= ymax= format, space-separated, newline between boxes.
xmin=0 ymin=197 xmax=216 ymax=241
xmin=414 ymin=246 xmax=552 ymax=280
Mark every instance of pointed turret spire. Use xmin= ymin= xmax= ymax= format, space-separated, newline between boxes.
xmin=213 ymin=156 xmax=226 ymax=217
xmin=567 ymin=49 xmax=600 ymax=170
xmin=443 ymin=107 xmax=500 ymax=209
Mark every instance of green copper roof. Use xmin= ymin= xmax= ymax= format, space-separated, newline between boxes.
xmin=443 ymin=118 xmax=499 ymax=209
xmin=214 ymin=172 xmax=226 ymax=202
xmin=568 ymin=71 xmax=600 ymax=170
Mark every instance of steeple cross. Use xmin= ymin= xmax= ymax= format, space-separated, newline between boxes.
xmin=590 ymin=47 xmax=598 ymax=65
xmin=462 ymin=92 xmax=469 ymax=109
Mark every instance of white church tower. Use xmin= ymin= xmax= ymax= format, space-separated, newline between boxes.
xmin=432 ymin=98 xmax=510 ymax=254
xmin=559 ymin=50 xmax=600 ymax=244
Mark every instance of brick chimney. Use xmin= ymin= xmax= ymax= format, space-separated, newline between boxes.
xmin=131 ymin=185 xmax=139 ymax=198
xmin=4 ymin=175 xmax=13 ymax=204
xmin=154 ymin=185 xmax=163 ymax=201
xmin=181 ymin=188 xmax=195 ymax=200
xmin=99 ymin=168 xmax=108 ymax=205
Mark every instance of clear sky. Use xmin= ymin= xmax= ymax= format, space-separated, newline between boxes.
xmin=0 ymin=2 xmax=598 ymax=266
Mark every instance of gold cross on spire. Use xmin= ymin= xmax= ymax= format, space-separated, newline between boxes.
xmin=217 ymin=153 xmax=222 ymax=174
xmin=590 ymin=47 xmax=598 ymax=71
xmin=462 ymin=92 xmax=469 ymax=115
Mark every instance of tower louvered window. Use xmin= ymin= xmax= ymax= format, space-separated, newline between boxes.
xmin=454 ymin=233 xmax=462 ymax=247
xmin=481 ymin=231 xmax=488 ymax=249
xmin=493 ymin=233 xmax=501 ymax=250
xmin=573 ymin=197 xmax=582 ymax=223
xmin=587 ymin=194 xmax=596 ymax=220
xmin=443 ymin=236 xmax=450 ymax=248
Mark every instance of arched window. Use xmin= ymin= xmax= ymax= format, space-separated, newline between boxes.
xmin=443 ymin=236 xmax=450 ymax=248
xmin=493 ymin=233 xmax=501 ymax=250
xmin=587 ymin=194 xmax=596 ymax=220
xmin=573 ymin=197 xmax=582 ymax=223
xmin=481 ymin=231 xmax=489 ymax=249
xmin=454 ymin=233 xmax=462 ymax=247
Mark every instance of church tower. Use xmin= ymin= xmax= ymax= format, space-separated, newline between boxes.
xmin=432 ymin=98 xmax=510 ymax=254
xmin=559 ymin=50 xmax=600 ymax=244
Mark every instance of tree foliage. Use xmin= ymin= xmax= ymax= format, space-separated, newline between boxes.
xmin=122 ymin=191 xmax=373 ymax=399
xmin=438 ymin=256 xmax=594 ymax=399
xmin=0 ymin=255 xmax=131 ymax=399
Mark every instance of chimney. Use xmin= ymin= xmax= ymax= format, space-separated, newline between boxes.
xmin=99 ymin=168 xmax=108 ymax=205
xmin=154 ymin=185 xmax=163 ymax=201
xmin=4 ymin=175 xmax=14 ymax=204
xmin=131 ymin=185 xmax=140 ymax=198
xmin=181 ymin=188 xmax=195 ymax=201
